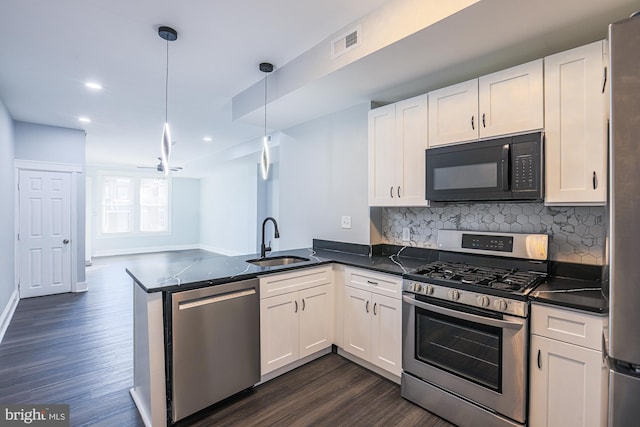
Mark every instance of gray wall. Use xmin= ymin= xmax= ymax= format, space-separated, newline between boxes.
xmin=278 ymin=102 xmax=371 ymax=250
xmin=14 ymin=121 xmax=86 ymax=282
xmin=0 ymin=98 xmax=15 ymax=321
xmin=87 ymin=171 xmax=201 ymax=256
xmin=199 ymin=156 xmax=260 ymax=255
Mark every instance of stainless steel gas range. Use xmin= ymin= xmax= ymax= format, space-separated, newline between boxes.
xmin=401 ymin=230 xmax=548 ymax=427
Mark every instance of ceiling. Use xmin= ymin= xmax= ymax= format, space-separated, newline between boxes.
xmin=1 ymin=0 xmax=638 ymax=177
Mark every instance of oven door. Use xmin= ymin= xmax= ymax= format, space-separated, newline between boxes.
xmin=402 ymin=293 xmax=527 ymax=424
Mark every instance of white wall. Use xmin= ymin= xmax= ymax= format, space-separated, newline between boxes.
xmin=0 ymin=98 xmax=16 ymax=335
xmin=278 ymin=102 xmax=370 ymax=249
xmin=199 ymin=156 xmax=260 ymax=255
xmin=13 ymin=121 xmax=86 ymax=283
xmin=86 ymin=169 xmax=201 ymax=256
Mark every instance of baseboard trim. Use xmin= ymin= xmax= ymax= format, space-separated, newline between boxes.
xmin=0 ymin=288 xmax=19 ymax=345
xmin=73 ymin=281 xmax=88 ymax=293
xmin=130 ymin=388 xmax=153 ymax=427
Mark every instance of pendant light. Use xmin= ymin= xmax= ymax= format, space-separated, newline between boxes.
xmin=158 ymin=26 xmax=178 ymax=176
xmin=259 ymin=62 xmax=274 ymax=180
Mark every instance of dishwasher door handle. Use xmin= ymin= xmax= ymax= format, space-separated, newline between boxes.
xmin=178 ymin=288 xmax=256 ymax=310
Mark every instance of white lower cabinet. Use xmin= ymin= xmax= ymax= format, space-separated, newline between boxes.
xmin=342 ymin=268 xmax=402 ymax=377
xmin=529 ymin=304 xmax=608 ymax=427
xmin=260 ymin=267 xmax=333 ymax=375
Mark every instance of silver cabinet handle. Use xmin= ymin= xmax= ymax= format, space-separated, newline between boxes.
xmin=397 ymin=186 xmax=401 ymax=198
xmin=365 ymin=300 xmax=370 ymax=313
xmin=302 ymin=298 xmax=305 ymax=311
xmin=63 ymin=239 xmax=70 ymax=244
xmin=390 ymin=186 xmax=394 ymax=198
xmin=373 ymin=302 xmax=377 ymax=316
xmin=402 ymin=295 xmax=524 ymax=330
xmin=471 ymin=115 xmax=475 ymax=130
xmin=294 ymin=300 xmax=298 ymax=313
xmin=482 ymin=113 xmax=486 ymax=128
xmin=366 ymin=280 xmax=378 ymax=286
xmin=593 ymin=171 xmax=597 ymax=189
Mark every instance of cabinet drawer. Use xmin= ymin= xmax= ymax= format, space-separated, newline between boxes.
xmin=531 ymin=303 xmax=606 ymax=350
xmin=260 ymin=266 xmax=332 ymax=299
xmin=345 ymin=267 xmax=402 ymax=300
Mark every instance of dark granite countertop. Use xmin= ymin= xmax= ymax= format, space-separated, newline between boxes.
xmin=126 ymin=244 xmax=430 ymax=293
xmin=126 ymin=239 xmax=608 ymax=314
xmin=528 ymin=262 xmax=608 ymax=314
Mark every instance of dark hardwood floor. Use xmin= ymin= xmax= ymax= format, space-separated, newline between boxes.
xmin=0 ymin=250 xmax=452 ymax=427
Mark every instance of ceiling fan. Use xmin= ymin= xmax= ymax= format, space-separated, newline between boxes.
xmin=137 ymin=157 xmax=183 ymax=173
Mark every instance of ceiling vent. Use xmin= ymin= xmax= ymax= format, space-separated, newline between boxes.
xmin=331 ymin=25 xmax=361 ymax=59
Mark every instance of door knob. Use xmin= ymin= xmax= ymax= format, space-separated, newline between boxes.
xmin=63 ymin=239 xmax=69 ymax=244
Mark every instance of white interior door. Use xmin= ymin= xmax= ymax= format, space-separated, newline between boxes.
xmin=19 ymin=170 xmax=72 ymax=298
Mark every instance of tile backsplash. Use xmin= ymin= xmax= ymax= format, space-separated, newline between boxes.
xmin=382 ymin=203 xmax=605 ymax=265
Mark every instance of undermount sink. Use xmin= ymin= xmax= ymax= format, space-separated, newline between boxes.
xmin=246 ymin=255 xmax=310 ymax=267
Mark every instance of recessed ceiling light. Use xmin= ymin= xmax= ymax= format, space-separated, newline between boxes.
xmin=78 ymin=117 xmax=91 ymax=123
xmin=203 ymin=136 xmax=212 ymax=142
xmin=85 ymin=82 xmax=103 ymax=90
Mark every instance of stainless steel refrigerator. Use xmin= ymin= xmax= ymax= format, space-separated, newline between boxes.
xmin=608 ymin=12 xmax=640 ymax=426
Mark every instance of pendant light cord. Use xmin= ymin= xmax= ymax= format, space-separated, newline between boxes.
xmin=263 ymin=72 xmax=267 ymax=137
xmin=165 ymin=39 xmax=169 ymax=124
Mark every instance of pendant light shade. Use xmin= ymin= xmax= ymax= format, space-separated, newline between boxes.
xmin=159 ymin=26 xmax=178 ymax=176
xmin=260 ymin=62 xmax=274 ymax=180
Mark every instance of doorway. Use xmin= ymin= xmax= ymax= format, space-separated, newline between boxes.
xmin=15 ymin=161 xmax=82 ymax=298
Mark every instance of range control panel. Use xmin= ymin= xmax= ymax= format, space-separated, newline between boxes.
xmin=461 ymin=234 xmax=514 ymax=253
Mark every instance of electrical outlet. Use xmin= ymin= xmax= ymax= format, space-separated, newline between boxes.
xmin=341 ymin=216 xmax=352 ymax=229
xmin=402 ymin=227 xmax=411 ymax=241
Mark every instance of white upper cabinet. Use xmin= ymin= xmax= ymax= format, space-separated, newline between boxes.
xmin=368 ymin=94 xmax=428 ymax=206
xmin=428 ymin=79 xmax=479 ymax=147
xmin=478 ymin=59 xmax=544 ymax=138
xmin=427 ymin=59 xmax=543 ymax=147
xmin=544 ymin=40 xmax=608 ymax=205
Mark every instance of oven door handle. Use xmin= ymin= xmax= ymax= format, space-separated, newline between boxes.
xmin=402 ymin=295 xmax=524 ymax=330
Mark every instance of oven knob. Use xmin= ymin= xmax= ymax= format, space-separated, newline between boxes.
xmin=425 ymin=285 xmax=435 ymax=295
xmin=494 ymin=299 xmax=508 ymax=311
xmin=448 ymin=289 xmax=460 ymax=301
xmin=477 ymin=295 xmax=490 ymax=308
xmin=413 ymin=283 xmax=423 ymax=293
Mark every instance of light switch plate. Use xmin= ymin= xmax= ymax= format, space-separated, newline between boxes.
xmin=402 ymin=227 xmax=411 ymax=241
xmin=341 ymin=216 xmax=352 ymax=229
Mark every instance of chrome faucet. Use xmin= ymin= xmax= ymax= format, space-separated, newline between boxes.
xmin=260 ymin=217 xmax=280 ymax=258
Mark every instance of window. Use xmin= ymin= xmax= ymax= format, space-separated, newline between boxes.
xmin=100 ymin=174 xmax=170 ymax=235
xmin=102 ymin=176 xmax=133 ymax=233
xmin=140 ymin=178 xmax=168 ymax=232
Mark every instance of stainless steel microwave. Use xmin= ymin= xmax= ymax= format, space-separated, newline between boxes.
xmin=425 ymin=132 xmax=543 ymax=202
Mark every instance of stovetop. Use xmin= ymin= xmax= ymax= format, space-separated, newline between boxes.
xmin=410 ymin=260 xmax=546 ymax=295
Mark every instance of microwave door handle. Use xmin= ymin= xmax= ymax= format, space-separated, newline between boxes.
xmin=402 ymin=295 xmax=524 ymax=330
xmin=501 ymin=144 xmax=510 ymax=191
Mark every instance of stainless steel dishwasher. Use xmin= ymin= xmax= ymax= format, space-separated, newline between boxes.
xmin=171 ymin=278 xmax=260 ymax=422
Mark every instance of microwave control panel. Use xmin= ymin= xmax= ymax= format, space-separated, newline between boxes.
xmin=511 ymin=140 xmax=539 ymax=192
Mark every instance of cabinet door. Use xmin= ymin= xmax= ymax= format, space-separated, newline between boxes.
xmin=368 ymin=103 xmax=397 ymax=206
xmin=371 ymin=293 xmax=402 ymax=376
xmin=396 ymin=95 xmax=429 ymax=206
xmin=343 ymin=286 xmax=372 ymax=360
xmin=428 ymin=79 xmax=479 ymax=146
xmin=529 ymin=335 xmax=607 ymax=427
xmin=478 ymin=59 xmax=543 ymax=138
xmin=544 ymin=41 xmax=607 ymax=205
xmin=299 ymin=284 xmax=332 ymax=359
xmin=260 ymin=292 xmax=299 ymax=375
